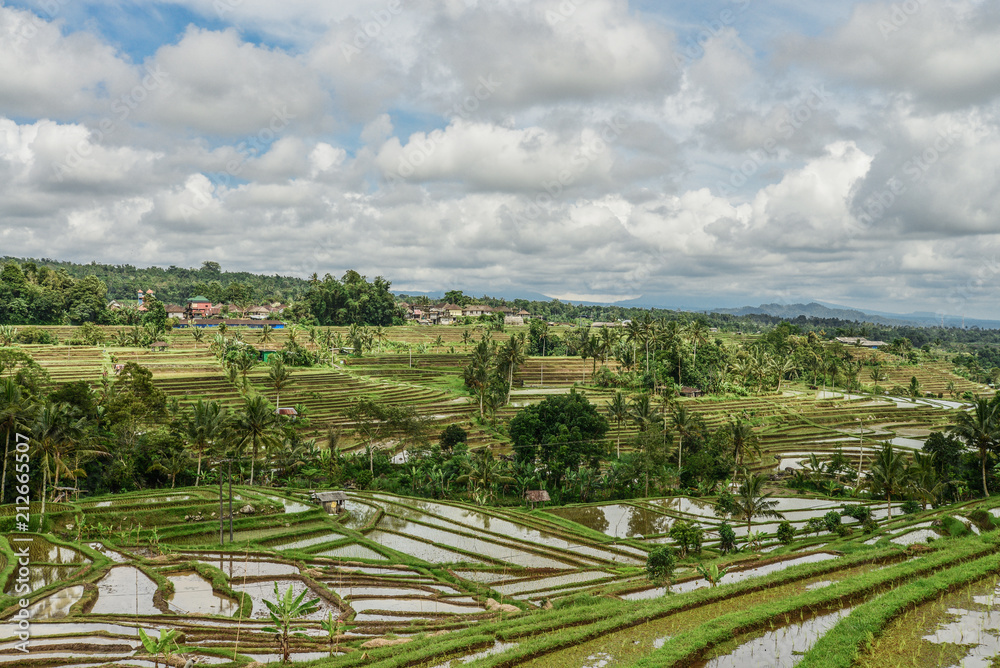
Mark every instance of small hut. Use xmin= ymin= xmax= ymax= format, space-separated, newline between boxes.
xmin=150 ymin=341 xmax=169 ymax=352
xmin=525 ymin=490 xmax=550 ymax=510
xmin=312 ymin=491 xmax=348 ymax=514
xmin=275 ymin=407 xmax=298 ymax=417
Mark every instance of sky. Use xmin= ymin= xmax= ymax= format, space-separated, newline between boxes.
xmin=1 ymin=1 xmax=1000 ymax=319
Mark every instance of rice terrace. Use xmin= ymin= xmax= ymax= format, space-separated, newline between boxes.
xmin=4 ymin=266 xmax=1000 ymax=667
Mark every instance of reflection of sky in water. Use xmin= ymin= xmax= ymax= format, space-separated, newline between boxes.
xmin=167 ymin=572 xmax=239 ymax=616
xmin=366 ymin=494 xmax=638 ymax=564
xmin=704 ymin=607 xmax=852 ymax=667
xmin=91 ymin=567 xmax=161 ymax=616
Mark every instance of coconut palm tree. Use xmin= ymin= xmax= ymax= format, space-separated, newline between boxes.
xmin=191 ymin=328 xmax=205 ymax=348
xmin=232 ymin=395 xmax=279 ymax=485
xmin=731 ymin=473 xmax=785 ymax=534
xmin=671 ymin=405 xmax=696 ymax=471
xmin=147 ymin=450 xmax=192 ymax=488
xmin=496 ymin=334 xmax=526 ymax=403
xmin=950 ymin=397 xmax=999 ymax=498
xmin=869 ymin=364 xmax=884 ymax=394
xmin=259 ymin=324 xmax=275 ymax=345
xmin=629 ymin=394 xmax=658 ymax=432
xmin=31 ymin=402 xmax=87 ymax=517
xmin=868 ymin=442 xmax=910 ymax=519
xmin=687 ymin=320 xmax=710 ymax=368
xmin=607 ymin=391 xmax=629 ymax=459
xmin=266 ymin=357 xmax=294 ymax=410
xmin=0 ymin=378 xmax=32 ymax=504
xmin=185 ymin=400 xmax=226 ymax=486
xmin=728 ymin=418 xmax=760 ymax=470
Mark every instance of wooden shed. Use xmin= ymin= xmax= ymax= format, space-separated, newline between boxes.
xmin=312 ymin=491 xmax=348 ymax=514
xmin=525 ymin=490 xmax=550 ymax=509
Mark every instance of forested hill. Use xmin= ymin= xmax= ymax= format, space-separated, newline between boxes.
xmin=1 ymin=257 xmax=311 ymax=304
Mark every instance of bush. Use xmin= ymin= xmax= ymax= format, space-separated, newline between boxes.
xmin=645 ymin=546 xmax=676 ymax=589
xmin=776 ymin=521 xmax=795 ymax=545
xmin=823 ymin=510 xmax=841 ymax=532
xmin=16 ymin=327 xmax=57 ymax=344
xmin=901 ymin=499 xmax=921 ymax=515
xmin=862 ymin=517 xmax=879 ymax=534
xmin=806 ymin=517 xmax=825 ymax=536
xmin=835 ymin=524 xmax=853 ymax=537
xmin=718 ymin=522 xmax=738 ymax=554
xmin=841 ymin=505 xmax=872 ymax=522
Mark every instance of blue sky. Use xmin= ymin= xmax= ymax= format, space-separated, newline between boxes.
xmin=2 ymin=0 xmax=1000 ymax=317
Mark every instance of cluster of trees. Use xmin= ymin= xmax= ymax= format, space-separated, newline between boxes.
xmin=0 ymin=262 xmax=111 ymax=325
xmin=0 ymin=355 xmax=310 ymax=520
xmin=462 ymin=334 xmax=527 ymax=419
xmin=4 ymin=258 xmax=310 ymax=305
xmin=293 ymin=271 xmax=404 ymax=327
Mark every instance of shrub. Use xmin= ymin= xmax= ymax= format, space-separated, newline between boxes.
xmin=841 ymin=505 xmax=872 ymax=522
xmin=806 ymin=517 xmax=825 ymax=536
xmin=16 ymin=327 xmax=57 ymax=344
xmin=835 ymin=524 xmax=853 ymax=537
xmin=862 ymin=517 xmax=879 ymax=534
xmin=718 ymin=522 xmax=738 ymax=554
xmin=823 ymin=510 xmax=841 ymax=532
xmin=645 ymin=546 xmax=676 ymax=591
xmin=776 ymin=520 xmax=795 ymax=545
xmin=901 ymin=499 xmax=921 ymax=515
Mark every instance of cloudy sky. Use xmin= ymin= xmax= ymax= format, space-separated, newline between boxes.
xmin=1 ymin=0 xmax=999 ymax=317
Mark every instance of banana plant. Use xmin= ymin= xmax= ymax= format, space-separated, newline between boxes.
xmin=138 ymin=628 xmax=180 ymax=668
xmin=261 ymin=582 xmax=321 ymax=663
xmin=695 ymin=562 xmax=730 ymax=587
xmin=321 ymin=611 xmax=341 ymax=657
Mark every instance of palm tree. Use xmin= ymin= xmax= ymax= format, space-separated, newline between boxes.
xmin=732 ymin=473 xmax=785 ymax=534
xmin=147 ymin=450 xmax=192 ymax=488
xmin=259 ymin=324 xmax=275 ymax=345
xmin=0 ymin=378 xmax=32 ymax=504
xmin=671 ymin=405 xmax=696 ymax=471
xmin=185 ymin=400 xmax=226 ymax=486
xmin=266 ymin=357 xmax=294 ymax=410
xmin=607 ymin=391 xmax=629 ymax=459
xmin=31 ymin=402 xmax=86 ymax=517
xmin=868 ymin=442 xmax=909 ymax=519
xmin=629 ymin=394 xmax=658 ymax=432
xmin=496 ymin=334 xmax=526 ymax=403
xmin=687 ymin=320 xmax=710 ymax=369
xmin=775 ymin=357 xmax=798 ymax=392
xmin=728 ymin=418 xmax=760 ymax=470
xmin=908 ymin=375 xmax=922 ymax=398
xmin=907 ymin=451 xmax=945 ymax=511
xmin=191 ymin=328 xmax=205 ymax=348
xmin=869 ymin=364 xmax=883 ymax=394
xmin=950 ymin=397 xmax=998 ymax=497
xmin=232 ymin=395 xmax=279 ymax=485
xmin=463 ymin=339 xmax=492 ymax=418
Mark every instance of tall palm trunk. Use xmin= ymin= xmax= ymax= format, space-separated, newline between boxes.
xmin=0 ymin=428 xmax=9 ymax=504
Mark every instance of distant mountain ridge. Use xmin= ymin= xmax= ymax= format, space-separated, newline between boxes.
xmin=711 ymin=302 xmax=1000 ymax=329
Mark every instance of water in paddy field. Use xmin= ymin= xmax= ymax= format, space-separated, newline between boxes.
xmin=622 ymin=553 xmax=838 ymax=600
xmin=20 ymin=585 xmax=85 ymax=620
xmin=91 ymin=566 xmax=161 ymax=616
xmin=166 ymin=572 xmax=239 ymax=615
xmin=428 ymin=641 xmax=519 ymax=667
xmin=15 ymin=536 xmax=89 ymax=564
xmin=190 ymin=555 xmax=299 ymax=578
xmin=693 ymin=607 xmax=853 ymax=668
xmin=546 ymin=504 xmax=671 ymax=539
xmin=3 ymin=565 xmax=81 ymax=594
xmin=230 ymin=579 xmax=339 ymax=621
xmin=857 ymin=575 xmax=1000 ymax=668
